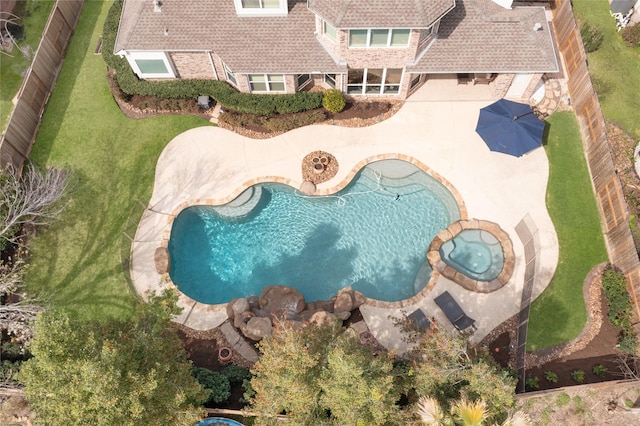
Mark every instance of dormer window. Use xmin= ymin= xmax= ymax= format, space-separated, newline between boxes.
xmin=348 ymin=29 xmax=411 ymax=48
xmin=233 ymin=0 xmax=287 ymax=16
xmin=323 ymin=20 xmax=337 ymax=42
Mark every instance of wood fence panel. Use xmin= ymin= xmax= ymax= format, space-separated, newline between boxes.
xmin=0 ymin=0 xmax=84 ymax=170
xmin=551 ymin=0 xmax=640 ymax=320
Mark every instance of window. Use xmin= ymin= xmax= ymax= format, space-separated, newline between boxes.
xmin=348 ymin=29 xmax=410 ymax=48
xmin=233 ymin=0 xmax=286 ymax=16
xmin=347 ymin=68 xmax=402 ymax=95
xmin=418 ymin=27 xmax=433 ymax=48
xmin=126 ymin=52 xmax=175 ymax=79
xmin=136 ymin=59 xmax=168 ymax=74
xmin=297 ymin=74 xmax=311 ymax=89
xmin=409 ymin=74 xmax=422 ymax=91
xmin=324 ymin=73 xmax=336 ymax=88
xmin=224 ymin=63 xmax=237 ymax=86
xmin=323 ymin=21 xmax=337 ymax=42
xmin=248 ymin=74 xmax=285 ymax=92
xmin=241 ymin=0 xmax=279 ymax=8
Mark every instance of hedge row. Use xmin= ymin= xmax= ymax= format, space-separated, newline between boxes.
xmin=102 ymin=0 xmax=323 ymax=116
xmin=602 ymin=267 xmax=639 ymax=354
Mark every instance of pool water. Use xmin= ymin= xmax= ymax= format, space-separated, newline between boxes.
xmin=197 ymin=417 xmax=244 ymax=426
xmin=169 ymin=165 xmax=459 ymax=304
xmin=439 ymin=229 xmax=504 ymax=281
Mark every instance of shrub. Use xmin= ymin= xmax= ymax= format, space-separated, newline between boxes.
xmin=617 ymin=331 xmax=639 ymax=354
xmin=592 ymin=364 xmax=608 ymax=378
xmin=322 ymin=89 xmax=346 ymax=113
xmin=580 ymin=21 xmax=604 ymax=53
xmin=622 ymin=23 xmax=640 ymax=48
xmin=102 ymin=0 xmax=322 ymax=116
xmin=222 ymin=364 xmax=251 ymax=385
xmin=602 ymin=268 xmax=633 ymax=328
xmin=263 ymin=111 xmax=326 ymax=132
xmin=191 ymin=367 xmax=231 ymax=405
xmin=524 ymin=376 xmax=539 ymax=391
xmin=544 ymin=371 xmax=558 ymax=383
xmin=571 ymin=369 xmax=585 ymax=383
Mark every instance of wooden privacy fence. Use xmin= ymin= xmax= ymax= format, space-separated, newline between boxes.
xmin=550 ymin=1 xmax=640 ymax=322
xmin=0 ymin=0 xmax=84 ymax=170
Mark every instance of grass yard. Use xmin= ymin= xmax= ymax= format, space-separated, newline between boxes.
xmin=572 ymin=0 xmax=640 ymax=138
xmin=0 ymin=0 xmax=55 ymax=127
xmin=526 ymin=112 xmax=608 ymax=350
xmin=24 ymin=0 xmax=211 ymax=321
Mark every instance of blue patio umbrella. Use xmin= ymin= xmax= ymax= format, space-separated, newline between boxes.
xmin=475 ymin=99 xmax=545 ymax=157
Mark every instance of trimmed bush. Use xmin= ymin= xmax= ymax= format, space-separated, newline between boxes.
xmin=571 ymin=369 xmax=585 ymax=383
xmin=580 ymin=21 xmax=604 ymax=53
xmin=544 ymin=370 xmax=558 ymax=383
xmin=222 ymin=364 xmax=251 ymax=385
xmin=191 ymin=367 xmax=231 ymax=405
xmin=102 ymin=0 xmax=322 ymax=116
xmin=263 ymin=110 xmax=326 ymax=132
xmin=602 ymin=268 xmax=633 ymax=328
xmin=322 ymin=88 xmax=346 ymax=113
xmin=622 ymin=23 xmax=640 ymax=48
xmin=592 ymin=364 xmax=607 ymax=378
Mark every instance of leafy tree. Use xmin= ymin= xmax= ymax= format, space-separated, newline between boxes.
xmin=17 ymin=290 xmax=206 ymax=425
xmin=250 ymin=320 xmax=404 ymax=425
xmin=406 ymin=323 xmax=517 ymax=423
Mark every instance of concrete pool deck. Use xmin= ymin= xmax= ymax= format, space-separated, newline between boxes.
xmin=131 ymin=81 xmax=559 ymax=353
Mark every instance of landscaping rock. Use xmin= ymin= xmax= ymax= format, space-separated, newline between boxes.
xmin=335 ymin=310 xmax=352 ymax=321
xmin=244 ymin=317 xmax=273 ymax=340
xmin=309 ymin=310 xmax=339 ymax=327
xmin=334 ymin=289 xmax=354 ymax=314
xmin=352 ymin=290 xmax=367 ymax=308
xmin=154 ymin=247 xmax=170 ymax=274
xmin=227 ymin=298 xmax=249 ymax=320
xmin=306 ymin=300 xmax=335 ymax=313
xmin=259 ymin=285 xmax=306 ymax=317
xmin=233 ymin=311 xmax=254 ymax=331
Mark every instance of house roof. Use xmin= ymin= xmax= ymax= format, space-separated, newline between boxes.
xmin=115 ymin=0 xmax=345 ymax=74
xmin=306 ymin=0 xmax=456 ymax=28
xmin=408 ymin=0 xmax=558 ymax=73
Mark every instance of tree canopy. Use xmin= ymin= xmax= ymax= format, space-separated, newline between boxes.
xmin=250 ymin=319 xmax=407 ymax=425
xmin=17 ymin=290 xmax=206 ymax=425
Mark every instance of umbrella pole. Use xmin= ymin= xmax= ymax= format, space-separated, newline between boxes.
xmin=513 ymin=110 xmax=536 ymax=121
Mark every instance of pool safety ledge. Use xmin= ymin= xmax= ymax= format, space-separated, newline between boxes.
xmin=427 ymin=219 xmax=514 ymax=293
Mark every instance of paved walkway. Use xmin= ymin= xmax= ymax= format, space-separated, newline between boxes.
xmin=131 ymin=79 xmax=559 ymax=354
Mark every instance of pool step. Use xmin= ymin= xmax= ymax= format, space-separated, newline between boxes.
xmin=213 ymin=186 xmax=262 ymax=219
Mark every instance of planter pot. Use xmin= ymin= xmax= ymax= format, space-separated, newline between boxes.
xmin=313 ymin=163 xmax=325 ymax=174
xmin=218 ymin=347 xmax=232 ymax=363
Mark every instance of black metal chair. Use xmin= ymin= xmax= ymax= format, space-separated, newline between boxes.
xmin=434 ymin=291 xmax=476 ymax=332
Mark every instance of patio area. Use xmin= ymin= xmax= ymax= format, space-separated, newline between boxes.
xmin=131 ymin=80 xmax=560 ymax=353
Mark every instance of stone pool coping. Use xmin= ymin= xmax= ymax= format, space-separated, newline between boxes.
xmin=427 ymin=220 xmax=515 ymax=293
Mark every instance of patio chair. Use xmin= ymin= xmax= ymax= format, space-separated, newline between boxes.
xmin=407 ymin=309 xmax=432 ymax=331
xmin=434 ymin=291 xmax=477 ymax=332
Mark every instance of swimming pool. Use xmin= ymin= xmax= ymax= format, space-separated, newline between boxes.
xmin=168 ymin=161 xmax=460 ymax=304
xmin=197 ymin=417 xmax=244 ymax=426
xmin=439 ymin=229 xmax=504 ymax=281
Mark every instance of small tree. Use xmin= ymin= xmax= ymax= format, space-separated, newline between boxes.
xmin=0 ymin=164 xmax=69 ymax=247
xmin=0 ymin=258 xmax=42 ymax=342
xmin=18 ymin=290 xmax=206 ymax=425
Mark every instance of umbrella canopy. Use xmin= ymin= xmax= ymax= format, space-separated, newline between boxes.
xmin=475 ymin=99 xmax=545 ymax=157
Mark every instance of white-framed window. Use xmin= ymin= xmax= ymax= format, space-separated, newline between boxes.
xmin=248 ymin=74 xmax=285 ymax=92
xmin=346 ymin=68 xmax=402 ymax=95
xmin=323 ymin=20 xmax=337 ymax=42
xmin=233 ymin=0 xmax=287 ymax=16
xmin=348 ymin=29 xmax=410 ymax=48
xmin=418 ymin=26 xmax=433 ymax=48
xmin=297 ymin=74 xmax=311 ymax=89
xmin=126 ymin=51 xmax=175 ymax=79
xmin=224 ymin=63 xmax=237 ymax=86
xmin=324 ymin=73 xmax=336 ymax=88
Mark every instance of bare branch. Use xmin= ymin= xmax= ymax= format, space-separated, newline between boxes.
xmin=0 ymin=163 xmax=69 ymax=244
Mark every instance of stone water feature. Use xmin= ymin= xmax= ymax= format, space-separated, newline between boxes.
xmin=226 ymin=284 xmax=366 ymax=341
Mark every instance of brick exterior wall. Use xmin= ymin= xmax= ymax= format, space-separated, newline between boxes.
xmin=169 ymin=52 xmax=215 ymax=79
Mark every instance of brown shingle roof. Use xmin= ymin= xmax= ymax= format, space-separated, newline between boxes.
xmin=116 ymin=0 xmax=345 ymax=74
xmin=408 ymin=0 xmax=558 ymax=73
xmin=307 ymin=0 xmax=456 ymax=28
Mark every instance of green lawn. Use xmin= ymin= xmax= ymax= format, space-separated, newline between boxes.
xmin=572 ymin=0 xmax=640 ymax=138
xmin=0 ymin=1 xmax=55 ymax=127
xmin=25 ymin=1 xmax=211 ymax=321
xmin=526 ymin=112 xmax=608 ymax=350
